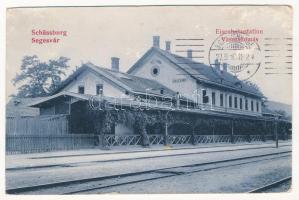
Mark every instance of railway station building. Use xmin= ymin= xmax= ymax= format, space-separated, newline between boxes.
xmin=24 ymin=36 xmax=291 ymax=147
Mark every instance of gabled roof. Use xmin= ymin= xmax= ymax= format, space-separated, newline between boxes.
xmin=52 ymin=62 xmax=179 ymax=98
xmin=127 ymin=47 xmax=264 ymax=98
xmin=27 ymin=91 xmax=91 ymax=107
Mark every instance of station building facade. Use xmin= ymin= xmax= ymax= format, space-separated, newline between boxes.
xmin=128 ymin=36 xmax=263 ymax=117
xmin=27 ymin=36 xmax=290 ymax=146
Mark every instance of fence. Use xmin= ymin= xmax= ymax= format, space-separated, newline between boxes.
xmin=6 ymin=115 xmax=97 ymax=154
xmin=194 ymin=135 xmax=231 ymax=144
xmin=149 ymin=135 xmax=164 ymax=145
xmin=168 ymin=135 xmax=192 ymax=145
xmin=6 ymin=115 xmax=69 ymax=135
xmin=105 ymin=135 xmax=142 ymax=146
xmin=6 ymin=134 xmax=97 ymax=154
xmin=6 ymin=133 xmax=290 ymax=154
xmin=103 ymin=134 xmax=283 ymax=147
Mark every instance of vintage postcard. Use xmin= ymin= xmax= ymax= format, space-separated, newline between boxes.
xmin=4 ymin=4 xmax=294 ymax=196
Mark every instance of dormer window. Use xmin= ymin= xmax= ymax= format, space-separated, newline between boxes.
xmin=160 ymin=89 xmax=164 ymax=95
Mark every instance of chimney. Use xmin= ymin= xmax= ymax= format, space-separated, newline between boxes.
xmin=215 ymin=59 xmax=220 ymax=70
xmin=223 ymin=62 xmax=228 ymax=72
xmin=165 ymin=41 xmax=171 ymax=52
xmin=111 ymin=57 xmax=120 ymax=71
xmin=187 ymin=49 xmax=192 ymax=59
xmin=153 ymin=36 xmax=160 ymax=48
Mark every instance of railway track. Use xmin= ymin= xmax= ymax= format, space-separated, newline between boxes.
xmin=6 ymin=150 xmax=291 ymax=194
xmin=248 ymin=176 xmax=292 ymax=193
xmin=6 ymin=144 xmax=291 ymax=172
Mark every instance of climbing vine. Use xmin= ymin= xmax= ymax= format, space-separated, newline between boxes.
xmin=84 ymin=101 xmax=291 ymax=147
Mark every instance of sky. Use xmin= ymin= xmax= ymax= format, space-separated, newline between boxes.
xmin=6 ymin=6 xmax=292 ymax=104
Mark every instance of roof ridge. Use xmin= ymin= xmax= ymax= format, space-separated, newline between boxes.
xmin=157 ymin=47 xmax=240 ymax=81
xmin=84 ymin=62 xmax=179 ymax=97
xmin=151 ymin=47 xmax=263 ymax=97
xmin=88 ymin=61 xmax=170 ymax=83
xmin=90 ymin=63 xmax=177 ymax=93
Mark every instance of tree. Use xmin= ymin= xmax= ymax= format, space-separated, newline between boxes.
xmin=244 ymin=80 xmax=263 ymax=95
xmin=12 ymin=55 xmax=70 ymax=97
xmin=274 ymin=109 xmax=291 ymax=121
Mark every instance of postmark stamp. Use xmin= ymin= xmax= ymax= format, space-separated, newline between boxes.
xmin=209 ymin=31 xmax=263 ymax=80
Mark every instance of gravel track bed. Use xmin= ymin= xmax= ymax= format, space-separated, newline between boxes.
xmin=82 ymin=156 xmax=291 ymax=194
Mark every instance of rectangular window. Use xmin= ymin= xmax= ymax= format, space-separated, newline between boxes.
xmin=234 ymin=97 xmax=238 ymax=108
xmin=240 ymin=98 xmax=243 ymax=109
xmin=202 ymin=89 xmax=209 ymax=103
xmin=96 ymin=84 xmax=103 ymax=95
xmin=229 ymin=96 xmax=232 ymax=108
xmin=256 ymin=101 xmax=259 ymax=112
xmin=245 ymin=99 xmax=248 ymax=110
xmin=78 ymin=85 xmax=85 ymax=94
xmin=220 ymin=93 xmax=224 ymax=107
xmin=212 ymin=92 xmax=216 ymax=105
xmin=251 ymin=100 xmax=254 ymax=111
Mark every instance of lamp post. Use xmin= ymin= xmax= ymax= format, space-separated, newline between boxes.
xmin=231 ymin=119 xmax=234 ymax=144
xmin=274 ymin=115 xmax=279 ymax=148
xmin=165 ymin=109 xmax=171 ymax=146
